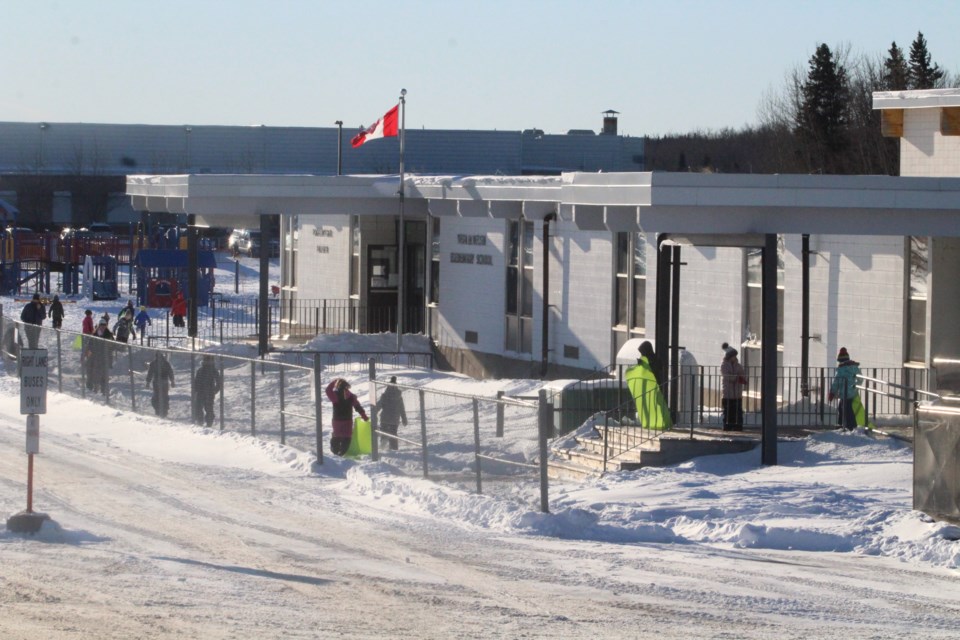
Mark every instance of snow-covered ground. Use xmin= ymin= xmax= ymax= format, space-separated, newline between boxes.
xmin=1 ymin=254 xmax=959 ymax=638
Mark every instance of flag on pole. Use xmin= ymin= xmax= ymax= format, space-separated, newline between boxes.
xmin=351 ymin=104 xmax=400 ymax=148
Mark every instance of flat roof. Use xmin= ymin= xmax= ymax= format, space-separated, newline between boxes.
xmin=127 ymin=171 xmax=960 ymax=237
xmin=873 ymin=88 xmax=960 ymax=110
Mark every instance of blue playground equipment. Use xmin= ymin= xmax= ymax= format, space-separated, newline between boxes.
xmin=134 ymin=249 xmax=217 ymax=308
xmin=83 ymin=255 xmax=120 ymax=300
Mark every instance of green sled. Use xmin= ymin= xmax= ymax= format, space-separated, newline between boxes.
xmin=851 ymin=394 xmax=875 ymax=429
xmin=347 ymin=417 xmax=372 ymax=457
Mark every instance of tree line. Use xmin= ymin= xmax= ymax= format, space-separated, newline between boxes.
xmin=643 ymin=32 xmax=957 ymax=176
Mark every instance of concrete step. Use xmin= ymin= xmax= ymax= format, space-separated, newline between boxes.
xmin=552 ymin=427 xmax=762 ymax=475
xmin=547 ymin=457 xmax=598 ymax=481
xmin=574 ymin=434 xmax=660 ymax=458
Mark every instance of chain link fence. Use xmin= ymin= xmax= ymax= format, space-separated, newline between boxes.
xmin=2 ymin=312 xmax=552 ymax=512
xmin=366 ymin=371 xmax=550 ymax=511
xmin=2 ymin=313 xmax=320 ymax=456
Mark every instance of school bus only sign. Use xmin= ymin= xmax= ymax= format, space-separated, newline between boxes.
xmin=20 ymin=349 xmax=48 ymax=415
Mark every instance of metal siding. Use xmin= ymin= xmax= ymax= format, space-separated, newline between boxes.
xmin=0 ymin=122 xmax=642 ymax=177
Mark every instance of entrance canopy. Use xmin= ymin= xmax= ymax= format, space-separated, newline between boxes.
xmin=127 ymin=171 xmax=960 ymax=236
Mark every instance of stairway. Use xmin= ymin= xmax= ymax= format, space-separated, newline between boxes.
xmin=548 ymin=425 xmax=759 ymax=480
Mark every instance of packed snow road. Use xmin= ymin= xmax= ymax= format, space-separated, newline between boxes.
xmin=2 ymin=402 xmax=960 ymax=639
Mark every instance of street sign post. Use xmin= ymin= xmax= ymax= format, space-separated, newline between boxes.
xmin=8 ymin=348 xmax=50 ymax=534
xmin=20 ymin=348 xmax=48 ymax=415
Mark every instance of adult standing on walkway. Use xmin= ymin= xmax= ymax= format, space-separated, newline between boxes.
xmin=829 ymin=347 xmax=862 ymax=430
xmin=377 ymin=376 xmax=407 ymax=451
xmin=20 ymin=293 xmax=46 ymax=349
xmin=193 ymin=355 xmax=221 ymax=427
xmin=720 ymin=342 xmax=747 ymax=431
xmin=85 ymin=318 xmax=114 ymax=395
xmin=326 ymin=378 xmax=368 ymax=456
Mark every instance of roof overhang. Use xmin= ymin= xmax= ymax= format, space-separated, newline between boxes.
xmin=873 ymin=88 xmax=960 ymax=110
xmin=127 ymin=171 xmax=960 ymax=237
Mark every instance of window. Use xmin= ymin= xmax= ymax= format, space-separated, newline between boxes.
xmin=743 ymin=237 xmax=785 ymax=370
xmin=505 ymin=220 xmax=534 ymax=353
xmin=430 ymin=217 xmax=440 ymax=304
xmin=612 ymin=232 xmax=647 ymax=356
xmin=349 ymin=216 xmax=360 ymax=297
xmin=907 ymin=236 xmax=928 ymax=363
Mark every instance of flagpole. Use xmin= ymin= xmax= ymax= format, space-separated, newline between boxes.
xmin=397 ymin=89 xmax=407 ymax=353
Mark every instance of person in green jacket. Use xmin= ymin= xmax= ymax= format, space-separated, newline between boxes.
xmin=829 ymin=347 xmax=862 ymax=430
xmin=625 ymin=341 xmax=671 ymax=429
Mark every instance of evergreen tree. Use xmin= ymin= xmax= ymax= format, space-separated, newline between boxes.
xmin=795 ymin=44 xmax=850 ymax=173
xmin=908 ymin=31 xmax=944 ymax=89
xmin=882 ymin=42 xmax=909 ymax=90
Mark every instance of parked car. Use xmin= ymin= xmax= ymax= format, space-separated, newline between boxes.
xmin=229 ymin=228 xmax=279 ymax=257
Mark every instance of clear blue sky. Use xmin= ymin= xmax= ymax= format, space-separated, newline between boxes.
xmin=2 ymin=0 xmax=958 ymax=137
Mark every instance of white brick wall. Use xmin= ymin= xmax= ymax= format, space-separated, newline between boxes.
xmin=901 ymin=109 xmax=960 ymax=177
xmin=548 ymin=221 xmax=615 ymax=370
xmin=297 ymin=215 xmax=352 ymax=300
xmin=434 ymin=217 xmax=507 ymax=354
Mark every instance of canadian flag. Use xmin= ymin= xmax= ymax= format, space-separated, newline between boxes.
xmin=351 ymin=104 xmax=399 ymax=148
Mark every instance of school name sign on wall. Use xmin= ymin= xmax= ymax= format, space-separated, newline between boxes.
xmin=451 ymin=234 xmax=492 ymax=266
xmin=314 ymin=227 xmax=333 ymax=253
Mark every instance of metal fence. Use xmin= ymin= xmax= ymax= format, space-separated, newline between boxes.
xmin=144 ymin=296 xmax=420 ymax=347
xmin=2 ymin=312 xmax=550 ymax=512
xmin=549 ymin=363 xmax=930 ymax=433
xmin=2 ymin=317 xmax=323 ymax=454
xmin=366 ymin=371 xmax=550 ymax=512
xmin=277 ymin=350 xmax=434 ymax=375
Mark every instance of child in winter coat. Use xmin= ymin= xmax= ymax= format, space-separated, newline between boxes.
xmin=171 ymin=291 xmax=187 ymax=328
xmin=326 ymin=378 xmax=368 ymax=456
xmin=134 ymin=306 xmax=152 ymax=340
xmin=377 ymin=376 xmax=408 ymax=451
xmin=49 ymin=295 xmax=65 ymax=329
xmin=720 ymin=343 xmax=748 ymax=431
xmin=829 ymin=347 xmax=862 ymax=429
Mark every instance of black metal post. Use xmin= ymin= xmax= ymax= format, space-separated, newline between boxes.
xmin=761 ymin=233 xmax=778 ymax=465
xmin=335 ymin=120 xmax=343 ymax=175
xmin=655 ymin=235 xmax=671 ymax=385
xmin=187 ymin=214 xmax=198 ymax=338
xmin=670 ymin=245 xmax=682 ymax=416
xmin=540 ymin=213 xmax=555 ymax=377
xmin=258 ymin=215 xmax=271 ymax=357
xmin=801 ymin=234 xmax=810 ymax=396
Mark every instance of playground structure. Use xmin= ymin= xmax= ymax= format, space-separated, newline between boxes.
xmin=134 ymin=249 xmax=217 ymax=308
xmin=1 ymin=228 xmax=143 ymax=296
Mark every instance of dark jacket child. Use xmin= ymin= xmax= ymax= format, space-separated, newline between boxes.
xmin=193 ymin=355 xmax=222 ymax=427
xmin=325 ymin=378 xmax=368 ymax=456
xmin=49 ymin=295 xmax=65 ymax=329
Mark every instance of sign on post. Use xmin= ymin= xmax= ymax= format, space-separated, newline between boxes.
xmin=26 ymin=414 xmax=39 ymax=454
xmin=20 ymin=349 xmax=48 ymax=415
